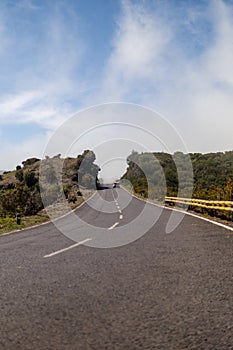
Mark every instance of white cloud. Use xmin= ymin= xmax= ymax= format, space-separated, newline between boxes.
xmin=0 ymin=2 xmax=90 ymax=170
xmin=0 ymin=91 xmax=41 ymax=116
xmin=0 ymin=2 xmax=87 ymax=130
xmin=99 ymin=0 xmax=172 ymax=100
xmin=175 ymin=0 xmax=233 ymax=151
xmin=110 ymin=1 xmax=170 ymax=79
xmin=202 ymin=0 xmax=233 ymax=85
xmin=0 ymin=89 xmax=72 ymax=129
xmin=1 ymin=0 xmax=233 ymax=171
xmin=0 ymin=131 xmax=50 ymax=170
xmin=97 ymin=0 xmax=233 ymax=154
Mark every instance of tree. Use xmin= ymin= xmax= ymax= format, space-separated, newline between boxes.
xmin=15 ymin=169 xmax=24 ymax=182
xmin=76 ymin=150 xmax=100 ymax=189
xmin=24 ymin=172 xmax=38 ymax=188
xmin=224 ymin=178 xmax=233 ymax=201
xmin=22 ymin=157 xmax=40 ymax=167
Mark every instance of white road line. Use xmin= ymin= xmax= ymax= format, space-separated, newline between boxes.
xmin=121 ymin=185 xmax=233 ymax=234
xmin=118 ymin=209 xmax=122 ymax=214
xmin=108 ymin=222 xmax=119 ymax=230
xmin=43 ymin=238 xmax=92 ymax=258
xmin=119 ymin=215 xmax=123 ymax=220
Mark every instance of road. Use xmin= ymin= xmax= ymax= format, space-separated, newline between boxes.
xmin=0 ymin=187 xmax=233 ymax=350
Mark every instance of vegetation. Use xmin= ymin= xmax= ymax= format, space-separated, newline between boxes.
xmin=0 ymin=150 xmax=100 ymax=232
xmin=122 ymin=150 xmax=233 ymax=220
xmin=76 ymin=150 xmax=101 ymax=188
xmin=0 ymin=213 xmax=49 ymax=235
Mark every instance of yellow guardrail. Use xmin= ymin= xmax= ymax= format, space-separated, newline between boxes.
xmin=165 ymin=196 xmax=233 ymax=211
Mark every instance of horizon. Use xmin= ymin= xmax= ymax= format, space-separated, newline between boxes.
xmin=2 ymin=147 xmax=233 ymax=176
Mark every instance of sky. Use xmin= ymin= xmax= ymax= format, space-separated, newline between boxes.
xmin=0 ymin=0 xmax=233 ymax=180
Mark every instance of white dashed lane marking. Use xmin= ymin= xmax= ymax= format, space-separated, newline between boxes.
xmin=43 ymin=238 xmax=92 ymax=258
xmin=111 ymin=188 xmax=123 ymax=226
xmin=108 ymin=222 xmax=119 ymax=230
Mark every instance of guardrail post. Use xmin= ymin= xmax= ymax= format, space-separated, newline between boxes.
xmin=16 ymin=213 xmax=21 ymax=225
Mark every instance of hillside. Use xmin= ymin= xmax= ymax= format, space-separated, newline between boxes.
xmin=122 ymin=150 xmax=233 ymax=219
xmin=0 ymin=150 xmax=100 ymax=222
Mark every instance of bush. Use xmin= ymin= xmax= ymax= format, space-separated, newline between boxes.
xmin=24 ymin=172 xmax=38 ymax=188
xmin=15 ymin=169 xmax=24 ymax=182
xmin=22 ymin=158 xmax=40 ymax=167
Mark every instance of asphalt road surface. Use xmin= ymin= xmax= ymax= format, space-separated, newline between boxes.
xmin=0 ymin=187 xmax=233 ymax=350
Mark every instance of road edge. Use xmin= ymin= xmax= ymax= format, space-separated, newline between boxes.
xmin=1 ymin=190 xmax=97 ymax=237
xmin=121 ymin=185 xmax=233 ymax=233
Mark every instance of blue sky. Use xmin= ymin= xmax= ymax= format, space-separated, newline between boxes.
xmin=0 ymin=0 xmax=233 ymax=176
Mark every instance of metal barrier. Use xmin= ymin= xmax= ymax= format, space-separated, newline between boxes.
xmin=165 ymin=196 xmax=233 ymax=211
